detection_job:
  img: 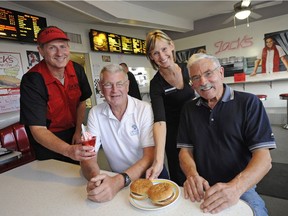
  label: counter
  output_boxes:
[0,111,19,129]
[224,70,288,85]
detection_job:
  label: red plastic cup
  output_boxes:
[82,136,96,152]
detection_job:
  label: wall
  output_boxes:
[174,14,288,59]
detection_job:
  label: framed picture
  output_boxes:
[26,50,40,68]
[102,55,111,62]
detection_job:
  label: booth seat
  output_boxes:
[0,123,35,173]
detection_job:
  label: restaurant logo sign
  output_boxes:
[214,35,253,55]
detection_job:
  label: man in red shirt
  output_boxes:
[20,26,95,164]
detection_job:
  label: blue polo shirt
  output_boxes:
[177,84,276,185]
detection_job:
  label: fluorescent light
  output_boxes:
[235,10,251,20]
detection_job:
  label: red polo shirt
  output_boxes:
[28,60,81,132]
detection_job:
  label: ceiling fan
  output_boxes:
[223,0,283,26]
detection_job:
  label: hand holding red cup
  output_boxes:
[81,135,96,152]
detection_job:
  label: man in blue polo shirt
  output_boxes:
[177,53,276,216]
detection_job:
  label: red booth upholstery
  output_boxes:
[0,123,35,173]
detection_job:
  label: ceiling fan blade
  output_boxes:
[253,0,283,10]
[250,11,262,19]
[241,0,251,7]
[223,15,234,25]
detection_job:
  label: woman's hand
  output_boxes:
[146,160,163,179]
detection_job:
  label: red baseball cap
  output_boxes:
[37,26,69,45]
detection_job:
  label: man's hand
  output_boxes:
[72,132,82,144]
[65,144,96,161]
[86,174,123,202]
[200,182,241,214]
[183,174,210,202]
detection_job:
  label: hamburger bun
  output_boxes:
[148,182,175,206]
[130,179,153,200]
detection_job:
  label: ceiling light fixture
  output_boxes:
[234,1,252,20]
[235,9,251,20]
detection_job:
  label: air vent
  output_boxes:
[65,32,82,44]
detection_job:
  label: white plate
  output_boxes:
[129,179,180,211]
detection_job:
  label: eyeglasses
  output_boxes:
[102,80,128,89]
[190,66,220,84]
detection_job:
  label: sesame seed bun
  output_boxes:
[130,179,153,200]
[147,183,175,206]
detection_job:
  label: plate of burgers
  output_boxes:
[129,178,180,210]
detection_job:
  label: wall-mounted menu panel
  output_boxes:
[0,7,47,43]
[108,33,122,53]
[89,29,146,55]
[121,35,133,54]
[89,30,109,52]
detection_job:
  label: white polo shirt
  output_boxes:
[87,96,154,173]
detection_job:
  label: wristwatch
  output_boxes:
[120,172,131,187]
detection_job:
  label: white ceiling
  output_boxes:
[9,0,288,39]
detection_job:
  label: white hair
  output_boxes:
[187,53,221,73]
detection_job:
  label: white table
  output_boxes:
[0,160,254,216]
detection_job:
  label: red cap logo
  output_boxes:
[37,27,69,44]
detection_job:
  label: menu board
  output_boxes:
[121,35,133,54]
[0,7,47,43]
[132,38,143,54]
[89,30,109,52]
[89,29,146,55]
[108,33,122,53]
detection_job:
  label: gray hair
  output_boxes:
[187,53,221,73]
[99,64,128,81]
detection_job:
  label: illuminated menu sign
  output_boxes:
[0,7,47,43]
[89,30,109,52]
[108,33,122,53]
[121,35,133,54]
[133,38,144,54]
[89,29,146,55]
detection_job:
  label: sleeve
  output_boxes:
[87,106,102,152]
[73,62,92,101]
[20,72,48,126]
[139,103,154,148]
[276,45,286,57]
[149,76,166,122]
[244,95,276,151]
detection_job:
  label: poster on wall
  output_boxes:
[0,52,23,113]
[176,45,206,64]
[26,50,40,69]
[0,88,20,114]
[0,52,24,88]
[264,29,288,71]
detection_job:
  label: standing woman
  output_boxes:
[145,30,195,186]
